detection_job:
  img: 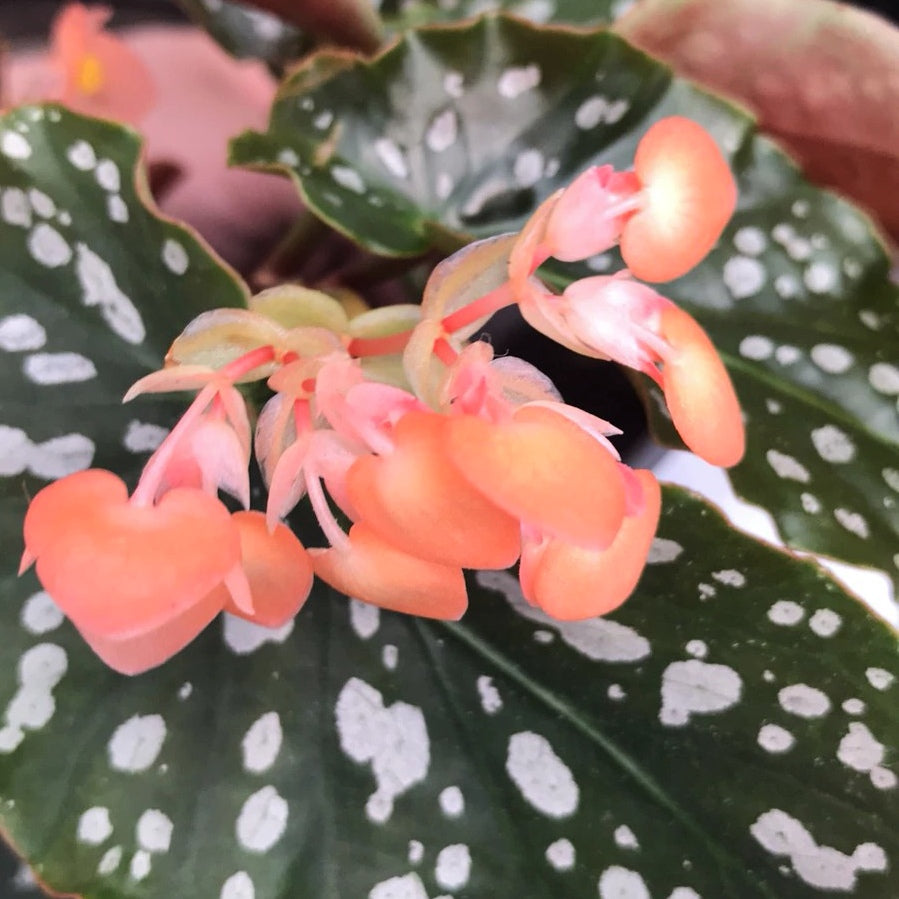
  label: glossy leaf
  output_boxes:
[230,14,899,592]
[174,0,310,70]
[0,102,246,887]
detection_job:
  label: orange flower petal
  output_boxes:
[53,3,156,123]
[446,405,626,548]
[24,470,240,637]
[309,523,467,619]
[521,469,661,620]
[621,116,737,282]
[659,304,745,467]
[222,511,314,628]
[78,585,224,676]
[346,411,521,569]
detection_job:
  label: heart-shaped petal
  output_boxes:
[309,523,467,620]
[520,469,661,620]
[659,303,745,467]
[346,411,521,569]
[222,511,314,628]
[621,116,737,282]
[23,470,241,638]
[446,404,627,548]
[78,587,225,676]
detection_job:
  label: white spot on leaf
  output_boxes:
[778,684,830,719]
[647,537,682,564]
[95,159,121,192]
[374,138,408,179]
[506,731,579,818]
[811,425,855,463]
[75,243,145,344]
[809,609,842,637]
[660,661,742,727]
[220,871,255,899]
[757,724,795,754]
[77,807,113,845]
[222,614,293,654]
[765,450,810,482]
[426,109,458,153]
[498,64,541,98]
[108,714,166,773]
[162,238,189,275]
[236,786,288,853]
[768,600,804,626]
[23,352,96,385]
[349,600,380,639]
[865,668,894,691]
[67,140,97,170]
[546,838,575,870]
[810,343,853,373]
[438,786,464,818]
[750,809,889,891]
[20,591,64,634]
[136,809,172,853]
[477,675,502,714]
[598,866,650,899]
[435,844,471,891]
[0,313,46,350]
[1,131,31,159]
[369,873,428,899]
[241,712,282,774]
[723,256,765,298]
[335,678,430,824]
[28,223,71,267]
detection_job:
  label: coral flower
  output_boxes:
[519,470,661,620]
[50,3,155,123]
[21,470,244,664]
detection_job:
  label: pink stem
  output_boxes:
[304,466,349,550]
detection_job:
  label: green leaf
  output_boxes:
[174,0,310,71]
[2,480,898,897]
[229,14,899,592]
[380,0,616,31]
[0,101,247,889]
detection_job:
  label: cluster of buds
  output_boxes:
[20,116,744,674]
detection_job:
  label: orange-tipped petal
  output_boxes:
[521,469,661,620]
[221,511,314,628]
[309,523,467,619]
[346,411,521,569]
[24,470,241,637]
[658,304,745,467]
[78,585,224,675]
[446,405,626,548]
[621,116,737,282]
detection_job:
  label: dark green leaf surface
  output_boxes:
[380,0,616,31]
[0,102,247,889]
[230,14,899,592]
[174,0,309,70]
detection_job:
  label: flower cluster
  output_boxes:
[20,116,743,674]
